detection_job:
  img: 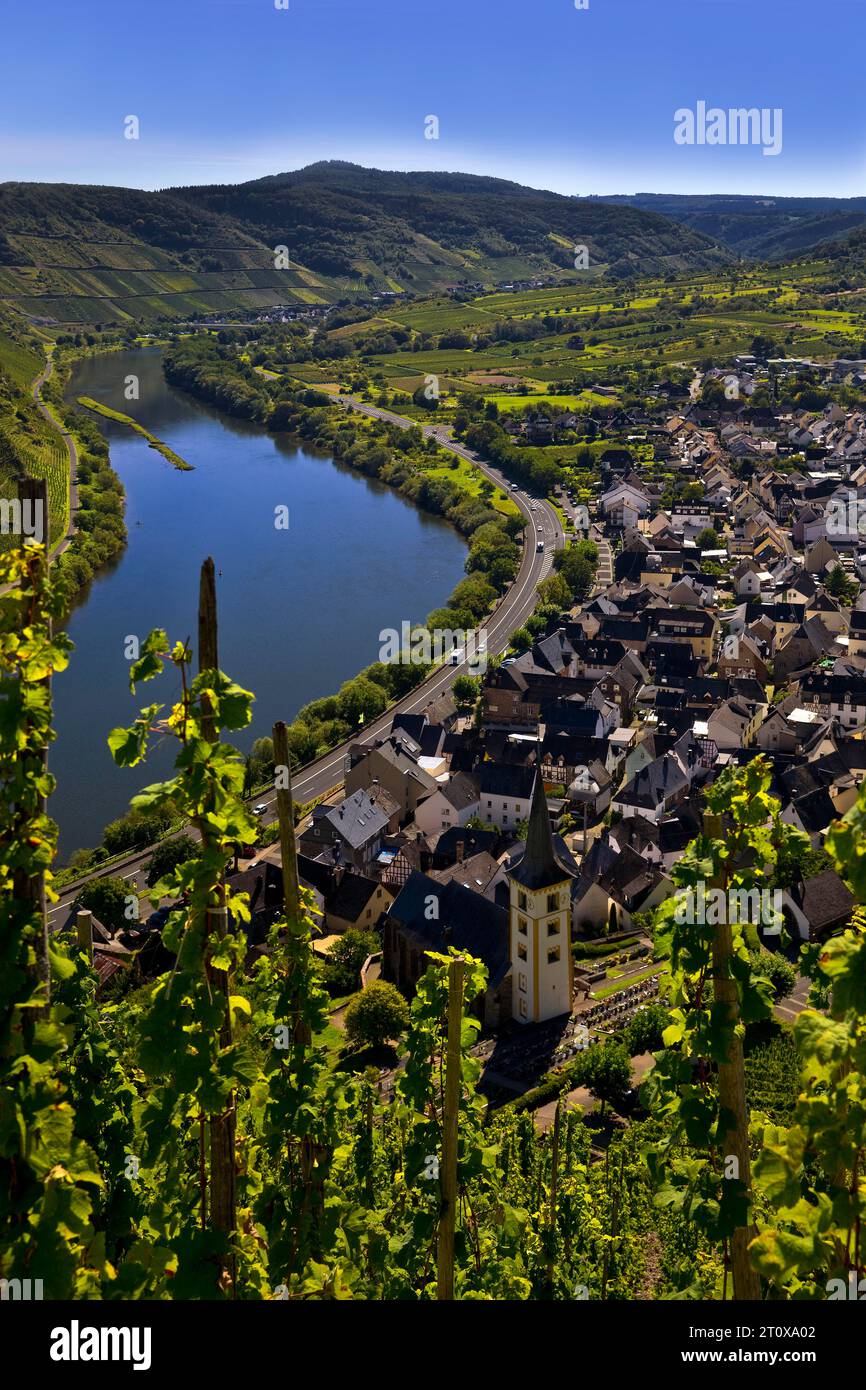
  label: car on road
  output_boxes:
[536,540,545,552]
[253,803,268,815]
[536,525,543,532]
[450,647,465,665]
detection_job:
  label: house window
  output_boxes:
[547,920,560,937]
[518,916,528,936]
[519,998,528,1019]
[547,893,559,913]
[518,892,527,911]
[517,942,527,961]
[547,946,560,964]
[515,803,521,814]
[518,972,527,993]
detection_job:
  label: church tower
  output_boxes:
[507,770,574,1024]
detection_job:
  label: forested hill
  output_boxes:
[599,192,866,261]
[0,164,733,327]
[170,161,734,288]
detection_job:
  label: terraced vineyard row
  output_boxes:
[0,410,69,549]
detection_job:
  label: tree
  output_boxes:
[623,1002,669,1055]
[508,626,533,652]
[553,540,597,599]
[248,735,275,784]
[749,948,796,1002]
[452,674,480,705]
[695,526,720,551]
[145,833,198,888]
[336,675,389,727]
[537,571,572,609]
[344,981,410,1050]
[323,929,380,996]
[826,565,857,603]
[77,876,132,932]
[579,1040,632,1117]
[449,574,497,619]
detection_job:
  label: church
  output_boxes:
[506,770,577,1024]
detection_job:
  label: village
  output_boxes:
[116,345,861,1119]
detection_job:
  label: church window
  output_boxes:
[547,946,561,964]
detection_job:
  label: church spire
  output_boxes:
[509,767,568,890]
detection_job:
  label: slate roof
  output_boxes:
[437,772,480,812]
[478,762,537,800]
[789,869,855,932]
[314,789,388,849]
[387,871,510,985]
[432,825,500,865]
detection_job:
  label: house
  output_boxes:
[599,480,651,526]
[298,789,389,872]
[482,664,540,729]
[573,836,670,935]
[477,762,537,832]
[431,825,501,868]
[596,652,650,717]
[731,559,772,599]
[755,699,831,755]
[798,673,866,730]
[345,733,438,821]
[297,856,394,935]
[717,632,771,685]
[431,850,508,905]
[612,754,690,823]
[646,608,718,663]
[565,759,613,821]
[781,870,855,941]
[706,698,765,751]
[413,772,480,838]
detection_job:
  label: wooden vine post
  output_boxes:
[546,1098,561,1291]
[16,474,51,998]
[437,952,464,1301]
[198,557,237,1279]
[75,908,93,966]
[271,719,309,1048]
[703,810,761,1301]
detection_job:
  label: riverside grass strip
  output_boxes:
[77,395,194,470]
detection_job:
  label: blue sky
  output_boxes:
[1,0,863,196]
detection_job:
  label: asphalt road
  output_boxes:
[48,399,565,926]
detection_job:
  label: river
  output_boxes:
[50,347,467,860]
